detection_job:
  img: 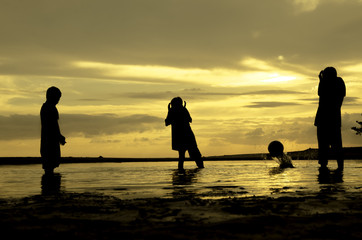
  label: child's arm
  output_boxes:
[165,104,172,126]
[165,118,171,126]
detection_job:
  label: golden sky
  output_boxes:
[0,0,361,157]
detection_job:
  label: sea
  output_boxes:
[0,160,361,199]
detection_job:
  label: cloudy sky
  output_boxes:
[0,0,361,158]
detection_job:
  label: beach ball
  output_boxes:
[268,140,284,157]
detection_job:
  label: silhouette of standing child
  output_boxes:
[165,97,204,170]
[40,87,66,175]
[314,67,345,171]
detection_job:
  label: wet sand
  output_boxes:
[1,190,361,240]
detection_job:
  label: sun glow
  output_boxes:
[261,75,296,83]
[73,60,301,87]
[342,63,362,73]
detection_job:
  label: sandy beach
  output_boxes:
[1,188,361,240]
[1,161,362,239]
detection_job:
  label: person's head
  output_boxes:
[268,140,284,157]
[46,86,62,105]
[322,67,337,79]
[170,97,183,109]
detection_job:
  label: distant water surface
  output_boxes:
[0,160,361,199]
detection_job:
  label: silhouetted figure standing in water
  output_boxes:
[315,67,345,171]
[40,87,66,175]
[165,97,204,170]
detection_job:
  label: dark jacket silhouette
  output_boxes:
[165,97,203,169]
[40,87,66,173]
[314,67,345,170]
[165,103,197,151]
[315,77,345,128]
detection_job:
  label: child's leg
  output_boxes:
[178,149,186,170]
[42,157,54,175]
[44,168,54,175]
[331,128,344,170]
[317,127,329,168]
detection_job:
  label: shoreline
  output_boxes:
[0,157,361,165]
[1,190,361,239]
[1,147,361,165]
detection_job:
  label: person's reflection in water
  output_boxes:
[41,173,62,195]
[318,167,343,184]
[269,166,286,175]
[171,169,200,199]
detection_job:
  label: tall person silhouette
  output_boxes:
[314,67,345,170]
[40,87,66,175]
[165,97,204,170]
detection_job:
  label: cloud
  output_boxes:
[343,97,361,105]
[72,59,307,87]
[7,97,43,106]
[293,0,321,12]
[61,114,164,137]
[212,116,316,146]
[212,113,362,147]
[244,102,301,108]
[298,96,361,106]
[0,114,40,140]
[125,89,307,100]
[0,113,164,140]
[243,90,306,95]
[1,0,362,72]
